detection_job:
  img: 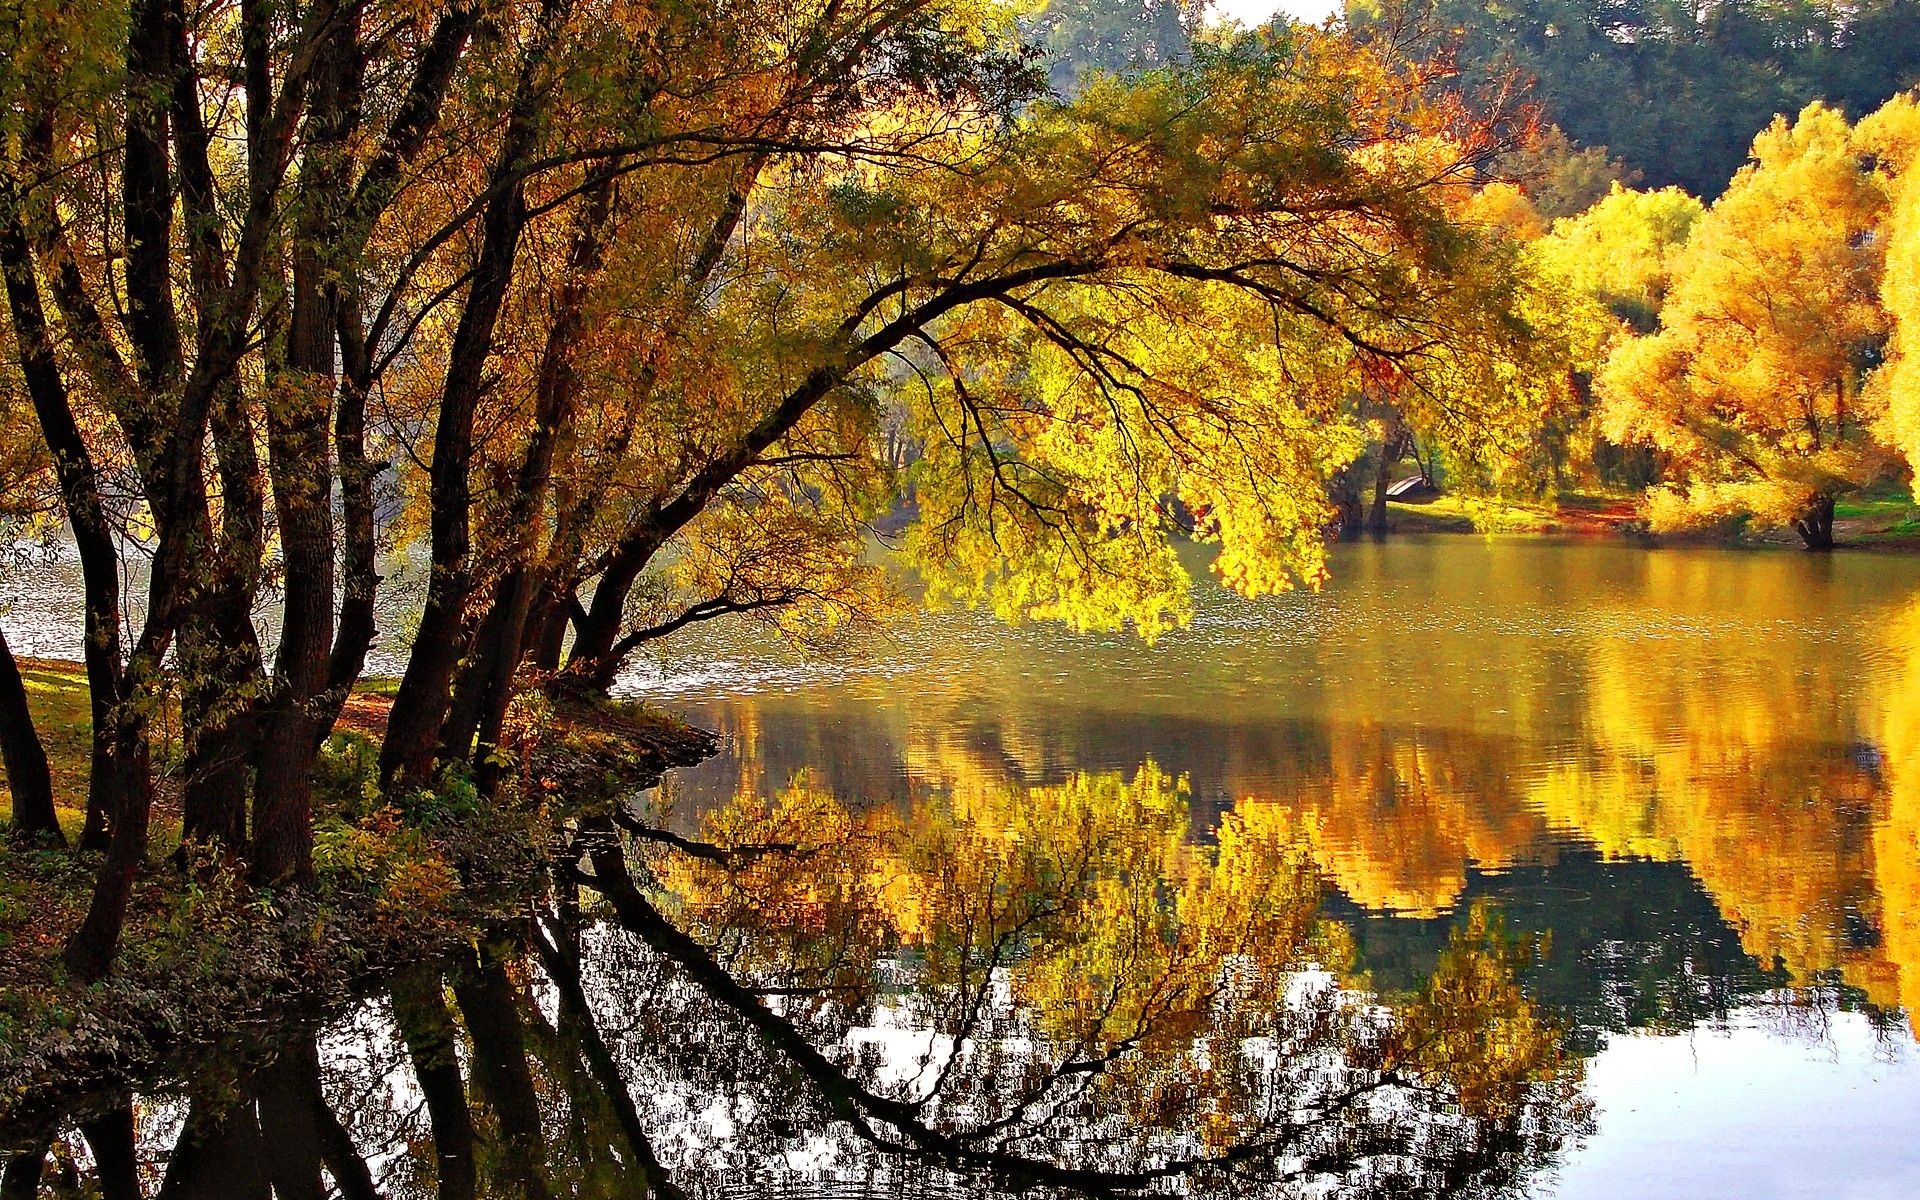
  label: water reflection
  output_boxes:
[4,776,1593,1197]
[653,541,1920,1038]
[10,539,1920,1195]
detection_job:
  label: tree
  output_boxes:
[1029,0,1201,95]
[580,767,1588,1193]
[0,0,1554,979]
[1531,183,1705,334]
[1499,125,1642,220]
[1327,180,1592,534]
[1869,93,1920,476]
[1595,102,1891,548]
[1521,181,1703,488]
[1352,0,1920,199]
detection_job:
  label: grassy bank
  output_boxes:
[1384,492,1646,537]
[0,661,94,843]
[0,662,714,1133]
[1384,483,1920,547]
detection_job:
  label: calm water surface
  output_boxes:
[629,537,1920,1198]
[7,536,1920,1198]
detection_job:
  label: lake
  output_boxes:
[632,535,1920,1198]
[8,535,1920,1197]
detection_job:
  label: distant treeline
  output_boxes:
[1354,0,1920,198]
[1037,0,1920,199]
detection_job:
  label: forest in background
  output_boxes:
[1038,0,1920,546]
[1040,0,1920,202]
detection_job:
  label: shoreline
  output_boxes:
[1381,496,1920,551]
[0,675,716,1139]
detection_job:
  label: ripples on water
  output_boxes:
[615,536,1920,1196]
[7,536,1920,1198]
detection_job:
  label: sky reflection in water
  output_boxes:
[8,536,1920,1197]
[627,536,1920,1197]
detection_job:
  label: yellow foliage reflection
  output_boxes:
[671,545,1920,1036]
[1871,596,1920,1032]
[638,763,1587,1178]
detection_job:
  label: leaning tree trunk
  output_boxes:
[0,176,132,853]
[0,626,62,845]
[1792,493,1837,551]
[451,945,555,1200]
[377,169,525,788]
[380,13,558,788]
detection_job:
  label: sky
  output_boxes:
[1211,0,1345,26]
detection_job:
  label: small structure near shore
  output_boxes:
[1386,475,1441,503]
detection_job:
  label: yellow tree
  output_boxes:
[1595,102,1890,549]
[1868,93,1920,476]
[607,767,1587,1191]
[1525,182,1702,488]
[1531,182,1704,334]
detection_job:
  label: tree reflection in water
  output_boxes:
[2,768,1592,1198]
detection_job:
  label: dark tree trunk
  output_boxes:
[177,376,267,854]
[381,7,564,789]
[79,1104,140,1200]
[253,1041,327,1200]
[251,3,362,887]
[391,969,478,1200]
[451,946,554,1200]
[1328,465,1365,541]
[176,599,262,853]
[0,627,61,845]
[326,301,380,719]
[547,173,761,694]
[532,918,686,1198]
[178,715,254,852]
[459,173,617,794]
[0,1142,46,1200]
[526,585,574,673]
[564,544,657,691]
[2,153,157,978]
[63,711,156,981]
[379,175,532,787]
[1366,437,1394,536]
[157,1091,272,1200]
[249,718,319,886]
[439,602,504,768]
[322,8,479,730]
[312,1087,381,1200]
[1792,493,1836,551]
[62,0,208,978]
[0,177,132,854]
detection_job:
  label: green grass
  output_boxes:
[0,659,95,843]
[0,663,407,846]
[1836,480,1917,520]
[1385,490,1641,535]
[1833,481,1920,544]
[354,675,403,698]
